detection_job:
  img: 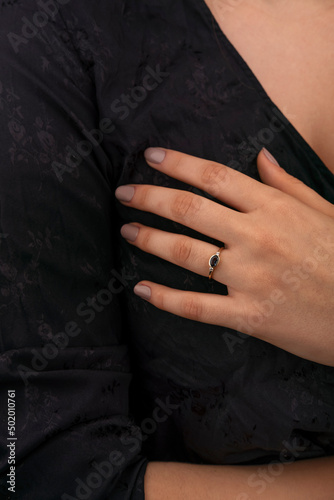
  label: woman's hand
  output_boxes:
[115,147,334,366]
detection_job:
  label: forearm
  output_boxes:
[144,456,334,500]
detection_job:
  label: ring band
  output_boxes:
[208,246,224,280]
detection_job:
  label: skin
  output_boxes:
[115,0,334,497]
[116,147,334,366]
[205,0,334,173]
[144,457,334,500]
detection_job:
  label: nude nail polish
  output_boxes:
[262,148,281,167]
[134,284,151,300]
[144,147,166,164]
[121,224,139,242]
[115,186,135,202]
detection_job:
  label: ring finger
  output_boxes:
[121,222,235,286]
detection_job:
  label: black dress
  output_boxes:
[0,1,333,498]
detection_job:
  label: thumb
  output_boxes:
[257,148,334,217]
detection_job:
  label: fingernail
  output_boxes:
[262,148,281,167]
[134,284,151,300]
[144,147,166,164]
[115,185,135,202]
[121,224,139,242]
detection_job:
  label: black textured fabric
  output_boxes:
[0,1,334,499]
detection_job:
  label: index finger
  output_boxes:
[144,147,273,212]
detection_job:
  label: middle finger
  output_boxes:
[115,184,243,243]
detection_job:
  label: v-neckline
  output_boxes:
[197,0,334,181]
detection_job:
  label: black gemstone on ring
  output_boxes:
[209,254,220,268]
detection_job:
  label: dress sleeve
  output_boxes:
[0,2,148,498]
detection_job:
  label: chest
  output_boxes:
[205,2,334,174]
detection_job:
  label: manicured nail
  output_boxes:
[115,185,135,202]
[144,147,166,164]
[134,284,151,300]
[121,224,139,242]
[262,148,281,167]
